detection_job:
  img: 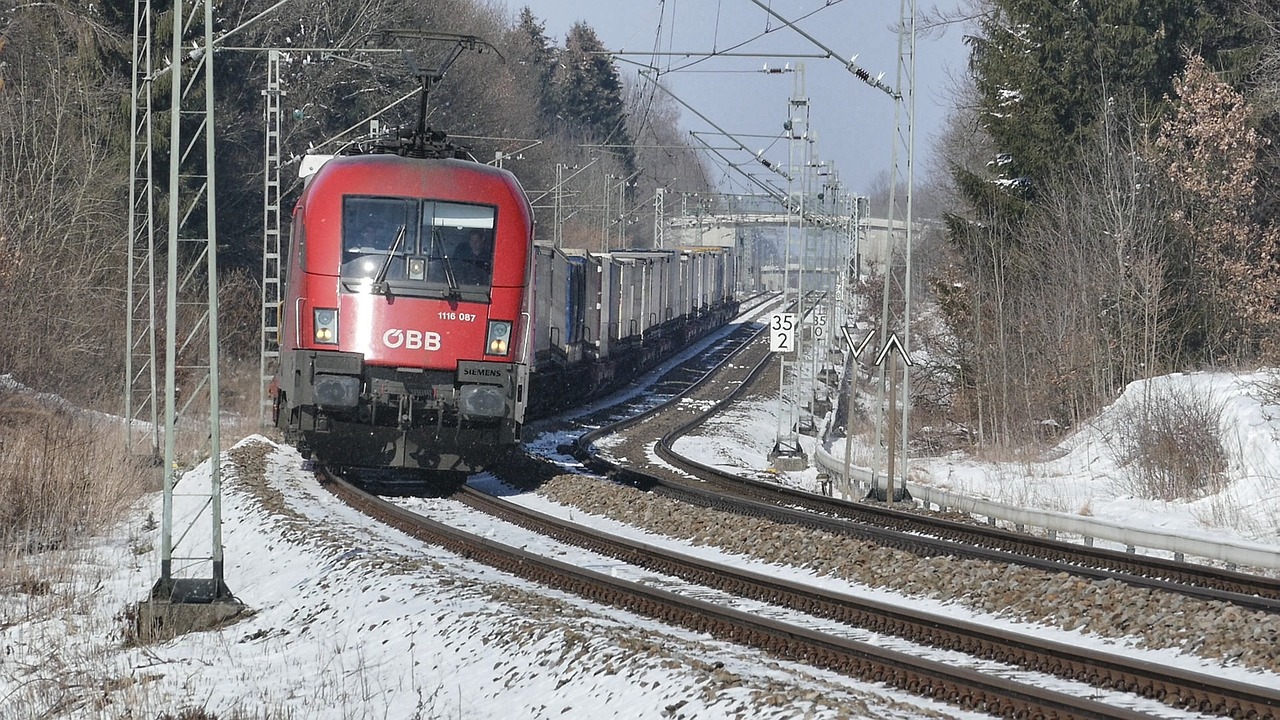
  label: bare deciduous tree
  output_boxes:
[0,7,130,406]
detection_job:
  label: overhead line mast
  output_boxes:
[130,0,315,636]
[132,0,245,637]
[730,0,917,499]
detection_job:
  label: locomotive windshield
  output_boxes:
[341,196,496,300]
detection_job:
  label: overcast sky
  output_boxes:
[513,0,971,195]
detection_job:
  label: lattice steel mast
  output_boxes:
[151,0,233,605]
[126,0,158,456]
[260,49,283,424]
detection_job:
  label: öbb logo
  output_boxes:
[382,328,442,351]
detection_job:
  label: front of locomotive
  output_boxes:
[275,154,532,473]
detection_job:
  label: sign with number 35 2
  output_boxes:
[769,313,796,353]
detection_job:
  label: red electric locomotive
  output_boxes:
[271,145,532,476]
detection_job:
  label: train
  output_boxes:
[270,134,738,478]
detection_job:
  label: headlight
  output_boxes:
[485,319,512,356]
[314,308,338,344]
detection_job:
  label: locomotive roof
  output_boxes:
[298,153,529,210]
[298,153,515,184]
[309,152,509,175]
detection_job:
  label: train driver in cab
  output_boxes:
[451,228,493,285]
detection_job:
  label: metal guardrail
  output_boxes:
[813,443,1280,572]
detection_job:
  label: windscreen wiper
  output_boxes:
[371,225,406,296]
[428,228,460,294]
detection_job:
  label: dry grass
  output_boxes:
[0,393,152,557]
[219,360,274,444]
[0,356,269,564]
[0,380,284,719]
[0,392,154,717]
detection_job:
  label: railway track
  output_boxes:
[454,483,1280,720]
[569,318,1280,613]
[322,467,1270,720]
[521,292,784,436]
[317,296,1279,718]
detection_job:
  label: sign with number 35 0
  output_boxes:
[769,313,796,353]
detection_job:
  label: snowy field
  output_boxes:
[911,371,1280,550]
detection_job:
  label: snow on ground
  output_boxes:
[674,368,1280,553]
[0,436,975,720]
[909,371,1280,550]
[5,337,1280,717]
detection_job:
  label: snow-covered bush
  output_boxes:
[1106,383,1228,501]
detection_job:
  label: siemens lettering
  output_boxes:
[382,328,442,351]
[463,368,504,377]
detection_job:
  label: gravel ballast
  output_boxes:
[536,473,1280,674]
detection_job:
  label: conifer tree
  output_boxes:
[965,0,1244,205]
[553,22,637,176]
[940,0,1264,441]
[511,7,559,126]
